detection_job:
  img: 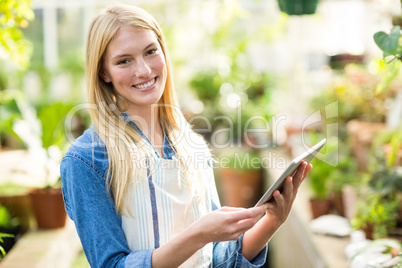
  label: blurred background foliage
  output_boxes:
[0,0,401,245]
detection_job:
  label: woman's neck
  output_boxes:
[127,105,164,154]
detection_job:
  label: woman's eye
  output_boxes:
[146,49,157,55]
[117,59,129,65]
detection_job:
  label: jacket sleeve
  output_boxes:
[207,165,268,267]
[61,155,153,268]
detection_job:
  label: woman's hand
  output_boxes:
[190,205,267,246]
[152,205,266,268]
[264,161,313,227]
[241,161,313,261]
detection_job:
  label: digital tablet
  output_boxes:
[255,138,327,207]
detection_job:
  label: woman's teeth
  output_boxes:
[134,78,155,89]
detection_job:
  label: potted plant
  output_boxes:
[352,193,400,240]
[352,133,402,240]
[0,205,22,255]
[327,151,359,217]
[307,157,333,219]
[218,148,264,208]
[277,0,320,15]
[0,183,32,234]
[7,90,72,229]
[373,25,402,128]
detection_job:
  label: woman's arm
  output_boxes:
[151,206,266,268]
[241,161,313,261]
[61,156,139,268]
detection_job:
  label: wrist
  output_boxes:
[187,222,208,249]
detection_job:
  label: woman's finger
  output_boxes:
[272,189,284,207]
[228,206,265,222]
[220,207,247,212]
[282,176,293,199]
[293,161,307,187]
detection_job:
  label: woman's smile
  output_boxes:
[132,77,157,91]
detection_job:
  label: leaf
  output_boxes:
[38,102,73,149]
[374,26,400,54]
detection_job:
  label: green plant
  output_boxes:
[0,233,13,257]
[374,26,402,64]
[310,64,395,124]
[308,158,332,200]
[351,129,402,239]
[0,89,23,147]
[277,0,320,15]
[186,1,276,146]
[0,205,19,229]
[368,129,402,194]
[0,0,34,69]
[0,205,19,257]
[352,193,400,239]
[2,89,73,187]
[306,134,341,200]
[373,24,402,94]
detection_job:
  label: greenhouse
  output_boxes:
[0,0,401,267]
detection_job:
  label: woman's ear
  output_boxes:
[100,68,112,83]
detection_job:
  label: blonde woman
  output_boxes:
[60,5,312,268]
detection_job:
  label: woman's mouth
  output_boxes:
[133,77,156,90]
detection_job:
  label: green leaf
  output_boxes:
[38,102,73,149]
[374,26,400,54]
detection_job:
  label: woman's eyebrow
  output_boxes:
[111,42,158,60]
[143,42,157,51]
[112,54,131,60]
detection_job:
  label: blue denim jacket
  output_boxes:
[60,115,267,267]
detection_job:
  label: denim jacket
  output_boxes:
[60,114,267,267]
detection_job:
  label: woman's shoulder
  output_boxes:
[62,125,109,175]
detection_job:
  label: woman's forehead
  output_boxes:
[106,27,159,55]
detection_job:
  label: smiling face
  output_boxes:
[101,27,167,115]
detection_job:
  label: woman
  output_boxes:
[61,5,312,268]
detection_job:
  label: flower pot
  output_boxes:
[331,191,345,217]
[277,0,319,15]
[309,198,331,219]
[362,223,374,240]
[219,169,263,208]
[29,188,66,229]
[0,193,33,234]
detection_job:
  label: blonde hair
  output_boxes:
[86,5,206,214]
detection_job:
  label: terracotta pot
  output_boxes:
[0,194,33,234]
[29,188,67,229]
[362,223,374,240]
[219,169,263,208]
[331,191,345,217]
[309,198,332,219]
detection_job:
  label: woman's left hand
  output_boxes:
[241,161,313,261]
[263,161,312,228]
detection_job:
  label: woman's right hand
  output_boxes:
[152,205,266,268]
[191,205,267,245]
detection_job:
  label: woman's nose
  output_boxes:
[134,58,151,78]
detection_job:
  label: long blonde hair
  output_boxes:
[86,5,206,214]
